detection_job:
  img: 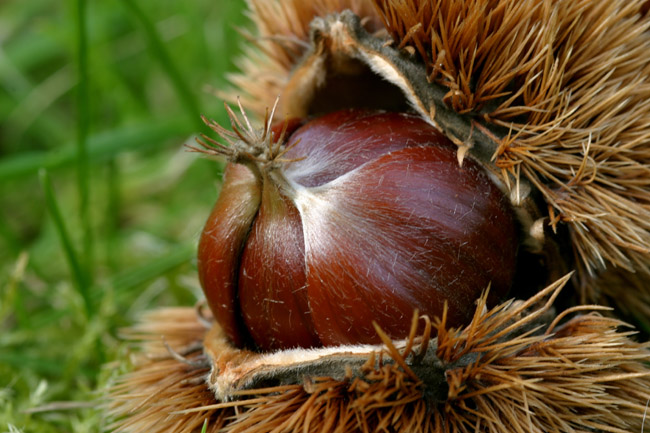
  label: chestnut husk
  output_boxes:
[108,278,650,433]
[106,0,650,432]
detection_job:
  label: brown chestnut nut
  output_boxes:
[197,108,518,350]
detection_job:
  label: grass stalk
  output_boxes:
[39,169,93,317]
[119,0,204,129]
[0,119,189,180]
[105,159,121,273]
[28,243,196,330]
[74,0,94,284]
[109,242,195,301]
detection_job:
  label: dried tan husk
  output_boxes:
[225,0,650,314]
[225,0,384,117]
[107,278,650,432]
[106,1,650,431]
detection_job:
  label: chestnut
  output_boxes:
[197,108,518,351]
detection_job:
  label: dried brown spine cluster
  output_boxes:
[108,278,650,432]
[107,1,650,431]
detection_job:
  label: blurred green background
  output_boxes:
[0,0,247,430]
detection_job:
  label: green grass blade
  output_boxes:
[39,169,93,317]
[109,242,195,301]
[0,352,71,376]
[74,0,93,284]
[0,119,190,180]
[119,0,203,128]
[1,252,28,322]
[105,159,121,273]
[28,244,196,330]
